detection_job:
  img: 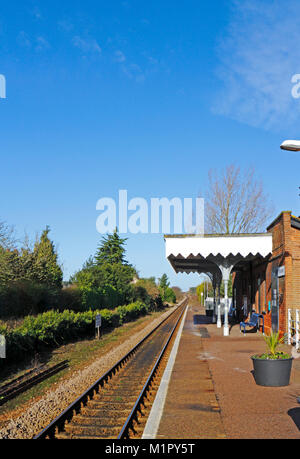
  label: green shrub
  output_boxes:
[80,285,123,311]
[59,285,125,313]
[59,286,83,312]
[0,280,60,318]
[161,286,176,304]
[0,299,167,367]
[117,301,147,324]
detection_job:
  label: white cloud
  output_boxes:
[114,50,126,63]
[212,0,300,133]
[72,36,102,54]
[121,62,145,83]
[35,36,50,52]
[31,6,42,20]
[17,32,50,52]
[17,31,31,48]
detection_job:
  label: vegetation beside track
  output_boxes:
[0,298,166,367]
[0,306,174,431]
[0,228,182,368]
[0,225,182,431]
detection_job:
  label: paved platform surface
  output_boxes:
[156,304,300,439]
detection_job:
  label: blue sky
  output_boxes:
[0,0,300,290]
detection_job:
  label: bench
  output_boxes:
[240,313,260,335]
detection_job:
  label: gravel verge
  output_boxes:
[0,306,176,439]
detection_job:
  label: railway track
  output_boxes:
[34,299,188,439]
[0,360,69,406]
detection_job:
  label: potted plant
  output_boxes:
[251,331,293,387]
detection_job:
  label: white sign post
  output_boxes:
[0,334,6,358]
[95,314,102,340]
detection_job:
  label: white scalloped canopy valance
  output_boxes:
[165,233,272,260]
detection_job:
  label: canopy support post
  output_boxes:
[216,259,237,336]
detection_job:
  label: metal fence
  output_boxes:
[288,309,300,350]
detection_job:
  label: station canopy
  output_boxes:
[165,233,273,278]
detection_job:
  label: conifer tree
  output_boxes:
[95,228,129,266]
[32,226,63,288]
[159,273,170,290]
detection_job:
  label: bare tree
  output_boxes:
[0,219,16,249]
[205,165,273,234]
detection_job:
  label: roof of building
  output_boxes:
[267,210,292,231]
[164,232,269,239]
[291,215,300,230]
[165,233,272,261]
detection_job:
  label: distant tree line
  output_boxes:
[0,222,178,319]
[68,230,177,311]
[0,223,63,317]
[195,276,233,305]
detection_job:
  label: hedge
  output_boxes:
[0,298,166,366]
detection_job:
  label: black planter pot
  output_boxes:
[251,357,293,387]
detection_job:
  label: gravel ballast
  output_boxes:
[0,307,175,439]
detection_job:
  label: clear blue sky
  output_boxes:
[1,0,300,290]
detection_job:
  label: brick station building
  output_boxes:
[165,211,300,337]
[233,211,300,336]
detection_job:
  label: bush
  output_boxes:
[0,282,130,319]
[117,301,147,324]
[59,286,83,312]
[161,286,176,304]
[80,285,123,311]
[59,285,126,313]
[0,299,167,367]
[171,287,184,302]
[0,280,61,318]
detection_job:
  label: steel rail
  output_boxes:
[0,360,69,406]
[0,365,46,393]
[34,298,187,439]
[117,304,186,439]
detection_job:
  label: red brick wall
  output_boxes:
[265,212,300,335]
[290,225,300,309]
[232,211,300,336]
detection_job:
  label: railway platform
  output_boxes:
[151,303,300,439]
